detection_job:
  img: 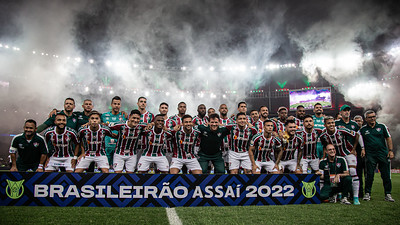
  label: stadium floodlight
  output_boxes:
[85,86,89,92]
[5,45,9,49]
[41,53,45,56]
[0,43,2,47]
[222,94,226,98]
[250,66,257,70]
[105,60,112,67]
[166,92,170,96]
[110,90,114,94]
[149,65,153,69]
[99,87,103,92]
[221,67,226,71]
[75,57,81,63]
[209,66,215,71]
[181,66,186,71]
[32,51,36,54]
[133,64,138,68]
[180,92,184,97]
[45,53,48,56]
[145,91,149,96]
[198,67,203,71]
[88,59,94,64]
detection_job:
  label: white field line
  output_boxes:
[166,207,183,225]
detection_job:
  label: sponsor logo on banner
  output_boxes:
[301,181,316,198]
[6,179,25,199]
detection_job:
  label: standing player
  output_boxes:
[37,98,78,132]
[275,120,303,174]
[76,99,94,128]
[219,104,234,172]
[9,119,48,172]
[360,110,395,202]
[193,104,208,125]
[275,106,289,132]
[319,116,361,205]
[254,106,277,133]
[228,112,258,174]
[109,110,146,173]
[137,115,172,174]
[73,111,116,173]
[249,120,282,174]
[336,105,366,198]
[232,102,252,124]
[43,114,78,172]
[219,104,233,125]
[313,103,325,159]
[208,108,215,117]
[169,115,202,174]
[354,115,364,128]
[167,102,186,128]
[297,115,323,173]
[137,96,154,124]
[101,96,127,168]
[294,105,306,130]
[250,110,259,124]
[159,102,169,121]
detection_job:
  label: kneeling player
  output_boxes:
[317,144,352,205]
[275,120,303,174]
[44,114,78,172]
[249,120,282,174]
[73,111,116,173]
[110,110,146,173]
[137,114,172,174]
[170,115,202,174]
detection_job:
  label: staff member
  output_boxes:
[360,110,395,202]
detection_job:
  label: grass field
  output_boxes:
[0,174,398,225]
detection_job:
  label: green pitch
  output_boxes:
[1,174,398,225]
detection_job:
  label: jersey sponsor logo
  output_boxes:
[365,130,370,135]
[6,179,25,199]
[19,144,24,149]
[33,142,39,148]
[301,181,316,198]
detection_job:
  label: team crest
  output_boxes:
[6,179,25,199]
[217,133,222,137]
[73,118,77,123]
[336,163,341,168]
[33,142,39,147]
[351,125,355,129]
[301,181,316,198]
[376,128,381,132]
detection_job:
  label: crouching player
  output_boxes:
[72,111,117,173]
[249,120,282,174]
[137,114,172,174]
[44,113,78,172]
[275,120,304,174]
[110,110,146,173]
[317,144,352,205]
[169,115,202,174]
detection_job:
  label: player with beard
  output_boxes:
[101,96,127,169]
[336,105,366,198]
[76,99,94,128]
[250,110,259,124]
[109,110,147,173]
[297,115,323,173]
[43,114,78,172]
[169,115,202,174]
[275,120,304,174]
[193,104,208,125]
[9,119,48,172]
[159,102,169,121]
[254,106,277,133]
[73,111,116,173]
[320,116,361,205]
[228,113,258,174]
[275,106,288,132]
[249,120,282,174]
[137,114,173,174]
[167,102,186,128]
[37,98,78,133]
[294,105,306,130]
[313,103,325,159]
[219,104,234,172]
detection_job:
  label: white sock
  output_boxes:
[350,167,359,198]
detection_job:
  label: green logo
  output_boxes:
[6,179,25,199]
[301,181,316,198]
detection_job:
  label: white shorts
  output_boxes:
[46,157,73,171]
[76,156,109,169]
[300,158,320,173]
[279,159,297,172]
[170,158,202,171]
[229,151,252,170]
[137,156,169,172]
[113,154,137,172]
[255,161,278,173]
[345,154,357,167]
